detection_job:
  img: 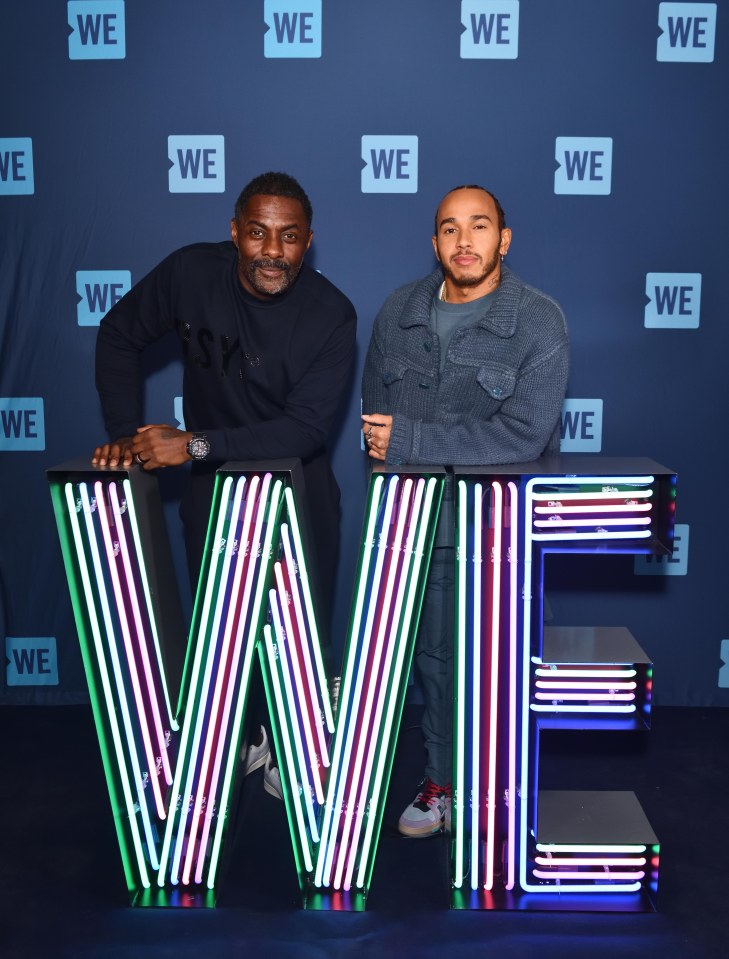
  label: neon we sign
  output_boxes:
[48,456,675,911]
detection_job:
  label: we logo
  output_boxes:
[67,1,126,60]
[657,2,716,62]
[645,273,701,329]
[361,136,418,194]
[460,0,520,59]
[50,458,673,911]
[264,0,322,57]
[168,136,225,193]
[554,137,613,195]
[0,138,34,195]
[76,271,131,326]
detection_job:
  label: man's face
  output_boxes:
[231,194,313,298]
[432,188,511,297]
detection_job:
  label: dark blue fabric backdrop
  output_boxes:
[1,1,726,706]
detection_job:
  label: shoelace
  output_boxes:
[416,779,452,807]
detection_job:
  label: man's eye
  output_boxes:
[283,233,298,241]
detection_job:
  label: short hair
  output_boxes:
[234,171,313,227]
[434,184,506,234]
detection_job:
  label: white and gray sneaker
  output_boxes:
[398,779,452,838]
[242,725,270,775]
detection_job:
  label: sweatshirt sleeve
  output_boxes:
[95,253,179,440]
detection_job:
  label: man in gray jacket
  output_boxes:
[361,184,569,837]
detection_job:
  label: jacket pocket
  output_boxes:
[476,363,516,402]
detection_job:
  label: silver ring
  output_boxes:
[135,453,147,465]
[367,426,373,438]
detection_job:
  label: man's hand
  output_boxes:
[361,414,392,462]
[132,424,193,470]
[92,436,135,468]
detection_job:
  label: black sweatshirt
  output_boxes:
[95,242,356,608]
[96,241,356,464]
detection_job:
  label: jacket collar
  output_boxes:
[398,266,520,339]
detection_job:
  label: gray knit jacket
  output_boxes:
[361,266,569,466]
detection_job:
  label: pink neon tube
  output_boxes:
[343,478,425,891]
[281,524,329,771]
[334,478,414,890]
[320,476,399,887]
[506,481,518,891]
[108,483,173,786]
[95,482,166,819]
[194,476,262,884]
[484,482,503,891]
[184,478,253,884]
[274,558,323,804]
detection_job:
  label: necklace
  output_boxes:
[440,281,447,302]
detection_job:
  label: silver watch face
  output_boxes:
[188,435,210,460]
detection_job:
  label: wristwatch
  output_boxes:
[186,432,211,461]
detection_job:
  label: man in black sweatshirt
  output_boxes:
[92,172,357,791]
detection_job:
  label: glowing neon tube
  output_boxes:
[283,487,334,734]
[533,503,652,513]
[333,478,414,890]
[344,478,425,891]
[484,482,503,891]
[534,692,635,701]
[314,475,386,889]
[532,870,645,881]
[184,477,258,885]
[319,475,400,888]
[532,530,652,541]
[506,480,518,891]
[530,704,636,713]
[64,483,151,888]
[270,568,320,841]
[535,857,646,866]
[534,667,637,678]
[280,523,329,772]
[535,681,637,690]
[453,480,468,888]
[194,476,263,883]
[355,475,440,891]
[470,482,482,891]
[273,556,323,806]
[95,483,167,820]
[267,599,315,869]
[122,479,178,732]
[79,483,160,869]
[207,476,283,888]
[172,476,249,884]
[108,482,173,787]
[157,475,236,886]
[536,844,647,853]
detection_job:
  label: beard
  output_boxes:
[441,247,501,290]
[241,257,302,297]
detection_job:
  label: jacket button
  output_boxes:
[493,387,503,397]
[423,342,431,352]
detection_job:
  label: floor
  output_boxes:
[1,704,727,959]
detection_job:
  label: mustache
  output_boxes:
[251,258,290,272]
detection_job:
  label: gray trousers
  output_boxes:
[414,546,455,787]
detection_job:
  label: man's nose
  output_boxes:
[262,233,284,257]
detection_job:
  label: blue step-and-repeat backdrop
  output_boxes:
[1,1,726,706]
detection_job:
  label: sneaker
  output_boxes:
[263,755,283,800]
[398,779,452,838]
[242,725,270,776]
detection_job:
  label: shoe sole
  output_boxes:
[398,822,446,838]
